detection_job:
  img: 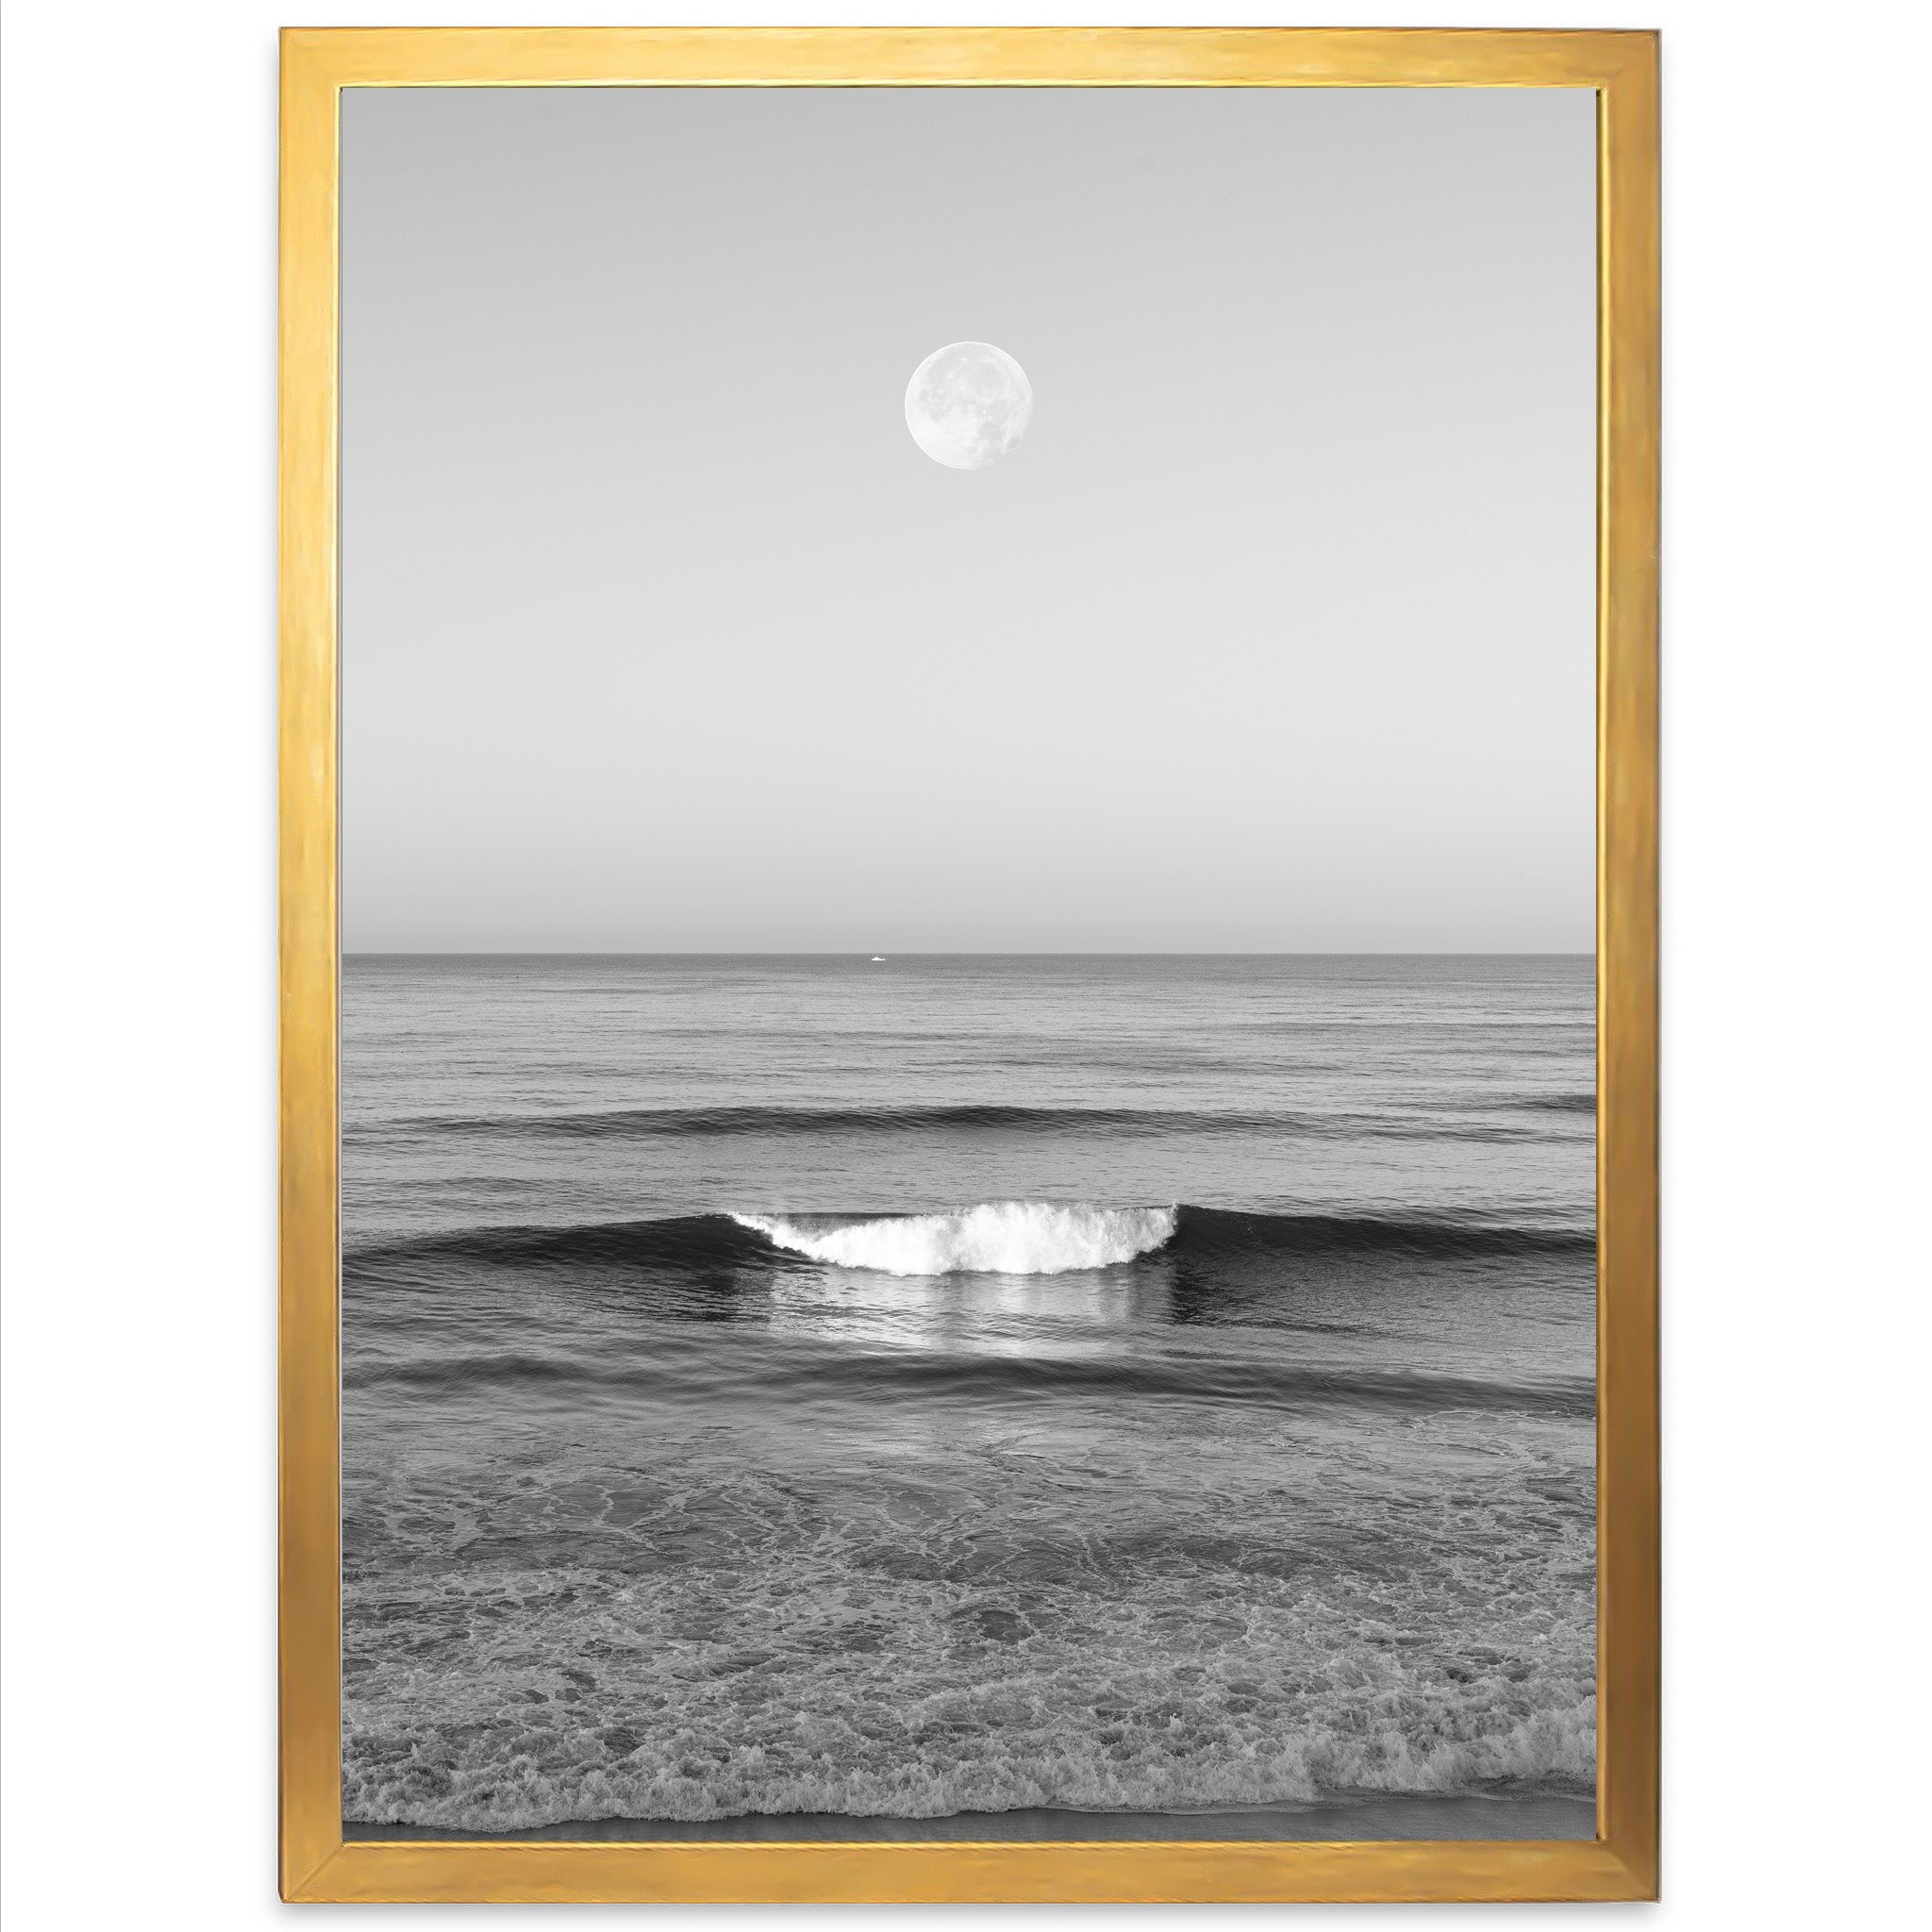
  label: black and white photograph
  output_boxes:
[21,3,1932,1923]
[337,82,1599,1846]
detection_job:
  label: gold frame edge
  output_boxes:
[277,25,1659,1905]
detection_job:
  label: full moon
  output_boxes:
[904,341,1033,471]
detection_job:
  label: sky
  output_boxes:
[341,85,1596,952]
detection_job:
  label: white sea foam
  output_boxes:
[346,1695,1597,1831]
[735,1203,1178,1277]
[342,1406,1598,1834]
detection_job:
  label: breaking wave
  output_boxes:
[345,1205,1596,1279]
[735,1203,1178,1277]
[343,1678,1596,1832]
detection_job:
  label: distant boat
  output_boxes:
[870,956,886,962]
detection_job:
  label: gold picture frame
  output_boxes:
[280,25,1657,1904]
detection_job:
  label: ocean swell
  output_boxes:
[351,1101,1582,1144]
[735,1203,1178,1277]
[343,1347,1594,1419]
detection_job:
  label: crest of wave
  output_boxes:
[735,1202,1177,1277]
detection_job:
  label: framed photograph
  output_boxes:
[279,26,1657,1904]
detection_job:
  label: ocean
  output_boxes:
[340,953,1597,1840]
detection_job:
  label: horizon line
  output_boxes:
[341,947,1597,959]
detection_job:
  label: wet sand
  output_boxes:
[350,1792,1594,1844]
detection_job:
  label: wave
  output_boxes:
[342,1684,1595,1832]
[736,1203,1177,1277]
[349,1102,1581,1145]
[347,1213,776,1275]
[374,1104,1227,1140]
[1171,1206,1594,1262]
[344,1343,1594,1419]
[347,1204,1595,1280]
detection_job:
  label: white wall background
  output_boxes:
[3,1,1926,1924]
